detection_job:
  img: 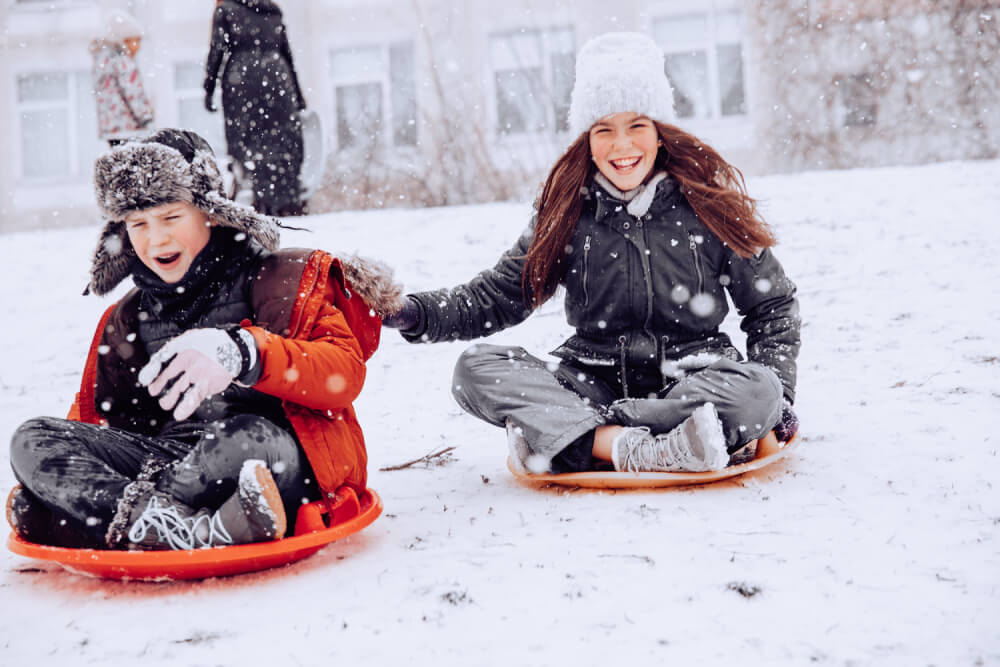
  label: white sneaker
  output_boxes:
[612,403,729,472]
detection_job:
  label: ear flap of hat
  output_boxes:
[88,221,136,296]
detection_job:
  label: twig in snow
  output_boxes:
[597,553,656,566]
[379,446,456,471]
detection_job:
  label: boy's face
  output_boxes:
[124,201,212,284]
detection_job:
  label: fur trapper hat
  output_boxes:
[567,32,676,137]
[88,128,281,296]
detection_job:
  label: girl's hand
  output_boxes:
[382,296,421,331]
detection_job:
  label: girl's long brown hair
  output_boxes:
[524,120,775,308]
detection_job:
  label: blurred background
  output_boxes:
[1,0,997,233]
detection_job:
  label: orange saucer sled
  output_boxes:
[508,433,800,489]
[7,487,381,582]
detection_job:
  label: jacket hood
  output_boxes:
[338,254,406,319]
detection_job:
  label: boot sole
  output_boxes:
[239,461,287,541]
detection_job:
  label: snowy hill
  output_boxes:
[1,160,997,666]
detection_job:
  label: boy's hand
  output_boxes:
[138,328,257,421]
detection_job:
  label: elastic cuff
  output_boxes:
[225,325,258,382]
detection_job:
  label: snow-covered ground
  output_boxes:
[1,160,997,666]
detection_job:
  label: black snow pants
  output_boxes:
[9,414,312,548]
[451,343,783,474]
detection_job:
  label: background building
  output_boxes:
[1,0,997,232]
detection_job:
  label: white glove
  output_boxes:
[138,327,257,421]
[660,352,721,381]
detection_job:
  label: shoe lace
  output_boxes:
[619,427,699,472]
[619,427,655,473]
[189,511,234,548]
[128,496,198,550]
[653,431,698,469]
[128,496,235,550]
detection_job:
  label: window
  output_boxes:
[489,27,575,136]
[838,73,878,127]
[15,71,101,181]
[174,62,226,155]
[653,10,747,120]
[328,42,417,151]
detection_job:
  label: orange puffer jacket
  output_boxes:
[67,249,383,502]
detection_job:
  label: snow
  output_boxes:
[1,159,998,665]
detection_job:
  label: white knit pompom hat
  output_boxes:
[567,32,676,137]
[104,9,144,43]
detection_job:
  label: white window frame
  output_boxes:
[327,40,417,153]
[487,26,575,139]
[13,69,93,184]
[651,4,749,123]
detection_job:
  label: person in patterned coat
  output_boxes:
[89,9,155,147]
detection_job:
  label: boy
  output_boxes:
[7,129,401,550]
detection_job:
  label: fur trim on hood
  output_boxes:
[88,128,281,296]
[339,254,406,318]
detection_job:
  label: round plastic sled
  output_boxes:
[507,432,800,489]
[7,486,381,582]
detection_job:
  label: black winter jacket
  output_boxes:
[203,0,304,213]
[404,178,801,403]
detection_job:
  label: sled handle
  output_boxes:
[293,488,362,534]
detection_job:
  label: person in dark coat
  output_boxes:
[383,33,801,476]
[203,0,307,217]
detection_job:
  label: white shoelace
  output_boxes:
[618,426,704,472]
[128,496,234,550]
[128,496,198,550]
[189,511,234,548]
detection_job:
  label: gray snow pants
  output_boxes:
[451,343,783,473]
[9,414,311,547]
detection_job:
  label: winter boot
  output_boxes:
[108,460,287,550]
[612,403,730,473]
[6,484,98,548]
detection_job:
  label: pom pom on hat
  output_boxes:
[567,32,676,137]
[104,9,144,43]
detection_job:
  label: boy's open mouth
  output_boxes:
[155,252,181,266]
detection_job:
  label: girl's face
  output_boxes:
[125,201,212,283]
[588,112,660,191]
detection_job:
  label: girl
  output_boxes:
[383,33,800,475]
[7,129,400,550]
